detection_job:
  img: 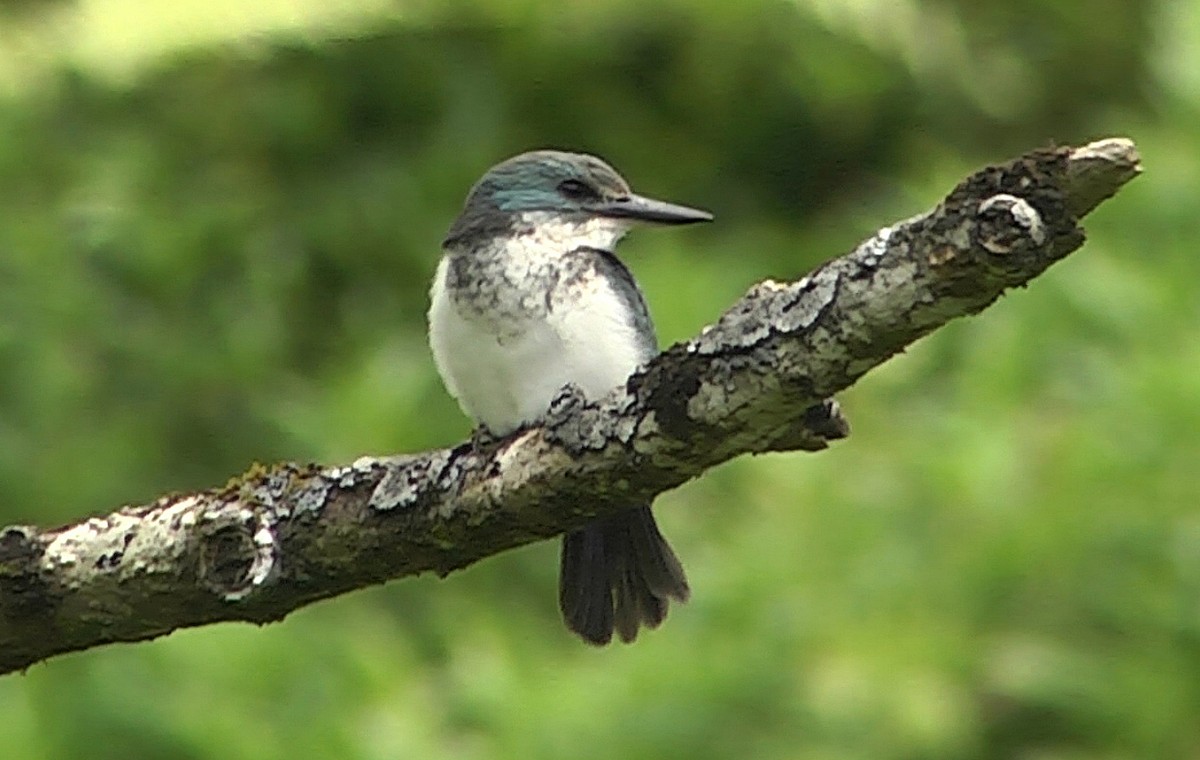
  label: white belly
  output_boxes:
[428,256,647,436]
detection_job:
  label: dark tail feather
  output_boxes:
[559,525,613,645]
[559,506,689,646]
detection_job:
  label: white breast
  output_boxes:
[428,239,648,436]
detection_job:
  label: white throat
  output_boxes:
[514,211,632,252]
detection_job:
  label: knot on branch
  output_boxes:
[198,507,276,601]
[0,526,40,566]
[975,193,1047,255]
[0,526,53,625]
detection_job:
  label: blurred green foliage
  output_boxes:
[0,0,1196,758]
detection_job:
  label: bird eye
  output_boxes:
[557,179,597,200]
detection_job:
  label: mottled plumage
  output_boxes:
[429,150,711,644]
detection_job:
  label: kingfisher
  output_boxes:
[428,150,713,644]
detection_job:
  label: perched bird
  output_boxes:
[428,150,712,644]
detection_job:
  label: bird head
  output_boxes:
[444,150,712,249]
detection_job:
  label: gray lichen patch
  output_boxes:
[854,224,895,268]
[44,504,186,584]
[292,476,335,516]
[369,452,452,512]
[685,361,759,427]
[777,270,838,334]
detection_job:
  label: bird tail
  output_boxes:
[559,506,690,645]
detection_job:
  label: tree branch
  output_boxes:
[0,138,1141,675]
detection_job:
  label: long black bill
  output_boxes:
[590,194,713,225]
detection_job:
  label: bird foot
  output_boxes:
[545,383,589,425]
[467,425,505,457]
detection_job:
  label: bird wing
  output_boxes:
[572,246,658,362]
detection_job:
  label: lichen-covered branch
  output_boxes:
[0,138,1141,675]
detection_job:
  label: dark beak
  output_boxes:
[590,194,713,225]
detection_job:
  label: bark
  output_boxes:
[0,138,1141,675]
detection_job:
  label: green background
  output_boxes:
[0,0,1197,758]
